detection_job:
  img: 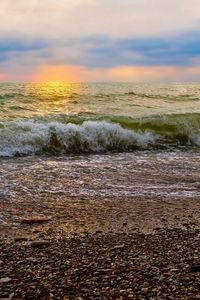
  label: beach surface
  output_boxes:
[0,153,200,299]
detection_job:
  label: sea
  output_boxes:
[0,82,200,208]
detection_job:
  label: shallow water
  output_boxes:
[0,151,199,202]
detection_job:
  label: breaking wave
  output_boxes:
[0,113,199,157]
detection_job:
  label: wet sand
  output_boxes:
[1,193,200,240]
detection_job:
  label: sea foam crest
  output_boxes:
[0,120,157,157]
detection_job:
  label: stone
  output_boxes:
[20,217,51,224]
[29,240,50,247]
[190,264,200,272]
[0,277,12,283]
[14,237,28,242]
[9,293,15,299]
[27,269,36,277]
[98,268,111,273]
[113,244,125,250]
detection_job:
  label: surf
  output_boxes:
[0,112,199,157]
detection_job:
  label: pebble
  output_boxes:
[20,217,51,224]
[9,293,15,299]
[141,287,149,293]
[14,237,28,242]
[26,268,36,277]
[0,277,12,283]
[119,289,127,294]
[29,240,50,247]
[113,244,125,250]
[98,268,111,273]
[190,264,200,272]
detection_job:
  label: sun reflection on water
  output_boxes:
[33,81,74,100]
[21,81,83,117]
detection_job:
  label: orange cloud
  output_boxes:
[105,66,178,81]
[0,71,5,81]
[80,65,200,82]
[2,63,200,83]
[31,65,82,83]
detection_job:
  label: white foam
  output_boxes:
[0,120,157,157]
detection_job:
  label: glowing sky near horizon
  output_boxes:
[1,0,200,82]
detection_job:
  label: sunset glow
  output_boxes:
[32,65,80,83]
[0,0,200,82]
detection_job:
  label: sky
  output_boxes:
[1,0,200,82]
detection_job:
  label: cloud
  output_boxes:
[1,0,200,39]
[1,1,200,81]
[0,39,48,53]
[1,30,200,69]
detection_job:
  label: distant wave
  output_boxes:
[0,93,25,100]
[0,113,199,157]
[124,92,200,102]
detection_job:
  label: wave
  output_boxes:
[0,93,25,100]
[124,92,200,102]
[0,113,199,157]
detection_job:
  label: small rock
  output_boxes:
[113,244,125,250]
[44,283,52,289]
[190,264,200,272]
[0,277,12,283]
[20,217,51,224]
[141,287,149,293]
[119,289,127,294]
[29,240,50,247]
[27,269,36,277]
[14,237,28,242]
[9,293,15,299]
[25,257,37,262]
[31,285,36,289]
[98,268,111,273]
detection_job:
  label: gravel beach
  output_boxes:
[1,194,200,300]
